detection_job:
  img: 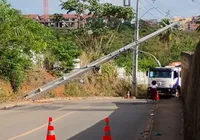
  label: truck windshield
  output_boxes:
[149,70,172,78]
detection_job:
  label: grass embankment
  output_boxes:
[0,61,147,103]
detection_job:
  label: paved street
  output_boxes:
[0,99,152,140]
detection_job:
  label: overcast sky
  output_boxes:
[7,0,200,19]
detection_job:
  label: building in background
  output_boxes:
[23,14,90,28]
[171,16,199,31]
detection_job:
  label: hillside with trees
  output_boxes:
[0,0,199,103]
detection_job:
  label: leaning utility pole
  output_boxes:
[24,22,178,100]
[132,0,140,97]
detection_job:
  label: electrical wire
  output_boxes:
[140,0,178,27]
[143,0,173,19]
[151,0,174,17]
[139,1,163,20]
[140,8,162,20]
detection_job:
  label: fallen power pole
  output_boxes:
[24,22,178,100]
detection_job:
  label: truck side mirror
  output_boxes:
[146,71,148,76]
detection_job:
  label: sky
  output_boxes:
[7,0,200,20]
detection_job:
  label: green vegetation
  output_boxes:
[0,0,80,92]
[0,0,199,101]
[115,19,200,72]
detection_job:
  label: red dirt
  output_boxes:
[1,68,66,97]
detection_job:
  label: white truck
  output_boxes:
[146,62,181,95]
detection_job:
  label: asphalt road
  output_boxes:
[0,99,153,140]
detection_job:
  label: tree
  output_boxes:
[61,0,134,60]
[0,0,53,92]
[61,0,87,28]
[51,13,64,28]
[43,34,81,73]
[159,18,176,50]
[0,0,81,92]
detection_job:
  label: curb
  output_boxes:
[146,103,159,140]
[33,97,124,102]
[140,101,159,140]
[0,97,125,109]
[0,101,31,110]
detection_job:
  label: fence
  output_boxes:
[116,67,148,85]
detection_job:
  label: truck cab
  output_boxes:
[146,65,181,95]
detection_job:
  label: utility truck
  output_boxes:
[146,62,181,95]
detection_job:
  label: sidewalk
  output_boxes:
[150,97,184,140]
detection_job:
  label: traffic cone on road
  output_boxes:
[102,117,112,140]
[155,92,160,101]
[46,117,56,140]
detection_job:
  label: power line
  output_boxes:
[140,8,162,19]
[143,0,173,18]
[151,0,174,16]
[145,0,170,17]
[140,1,176,32]
[139,1,163,19]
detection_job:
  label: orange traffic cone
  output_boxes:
[46,117,56,140]
[102,117,112,140]
[155,92,160,101]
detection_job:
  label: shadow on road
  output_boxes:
[67,101,152,140]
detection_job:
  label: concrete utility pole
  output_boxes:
[132,0,140,97]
